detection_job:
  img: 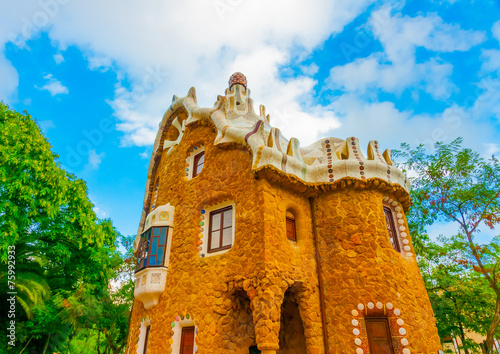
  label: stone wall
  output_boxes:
[127,121,441,353]
[314,189,442,352]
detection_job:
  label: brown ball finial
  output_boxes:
[228,72,247,89]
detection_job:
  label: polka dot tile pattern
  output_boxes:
[228,72,247,89]
[350,301,411,354]
[324,139,335,182]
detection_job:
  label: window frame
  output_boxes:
[180,326,195,354]
[383,206,400,253]
[143,325,151,354]
[208,206,233,253]
[136,226,169,272]
[192,151,205,178]
[286,215,296,242]
[365,317,395,354]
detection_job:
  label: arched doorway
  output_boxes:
[277,288,307,354]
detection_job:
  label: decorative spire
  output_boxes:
[228,72,247,89]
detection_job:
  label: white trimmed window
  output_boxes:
[185,145,205,180]
[199,200,235,257]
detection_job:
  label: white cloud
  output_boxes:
[85,149,105,169]
[53,53,64,64]
[372,10,485,62]
[493,20,500,43]
[140,150,149,159]
[38,73,68,96]
[0,0,375,146]
[481,49,500,74]
[38,119,55,133]
[0,50,19,103]
[88,55,112,71]
[329,54,454,99]
[484,143,500,158]
[328,9,484,99]
[325,91,499,155]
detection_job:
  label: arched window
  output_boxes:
[383,206,400,252]
[192,151,205,177]
[186,145,205,180]
[286,211,296,242]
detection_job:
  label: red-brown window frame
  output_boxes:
[143,325,151,354]
[383,206,400,253]
[286,215,296,241]
[192,151,205,177]
[180,326,195,354]
[136,226,169,272]
[365,317,395,354]
[208,206,233,253]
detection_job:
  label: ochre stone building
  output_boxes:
[126,73,442,354]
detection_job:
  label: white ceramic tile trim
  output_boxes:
[171,315,198,353]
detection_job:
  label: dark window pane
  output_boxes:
[148,256,156,266]
[153,227,160,236]
[150,238,158,256]
[157,246,164,265]
[384,207,400,252]
[160,227,167,244]
[286,217,296,241]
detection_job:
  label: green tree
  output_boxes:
[395,138,500,353]
[0,103,132,353]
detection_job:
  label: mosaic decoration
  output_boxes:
[351,301,410,353]
[159,211,169,221]
[170,313,198,353]
[151,273,161,284]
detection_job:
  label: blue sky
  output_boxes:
[1,0,499,241]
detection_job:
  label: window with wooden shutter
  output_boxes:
[286,214,296,241]
[192,151,205,177]
[366,318,394,354]
[180,326,195,354]
[383,206,400,252]
[208,206,233,253]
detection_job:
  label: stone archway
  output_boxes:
[277,288,307,354]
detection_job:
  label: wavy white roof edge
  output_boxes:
[135,82,410,246]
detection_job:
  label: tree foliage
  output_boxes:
[395,138,500,353]
[0,103,133,352]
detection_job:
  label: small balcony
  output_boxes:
[134,267,168,310]
[133,204,175,309]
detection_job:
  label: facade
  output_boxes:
[126,73,442,354]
